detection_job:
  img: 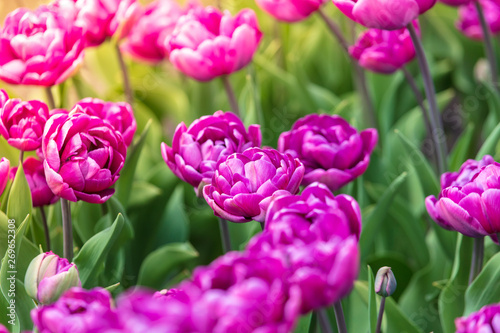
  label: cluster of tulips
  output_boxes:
[1,0,500,332]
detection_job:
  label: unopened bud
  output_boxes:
[374,266,397,297]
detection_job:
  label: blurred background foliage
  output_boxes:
[1,1,500,332]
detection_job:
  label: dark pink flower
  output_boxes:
[278,114,378,192]
[42,110,127,204]
[256,0,328,22]
[455,303,500,332]
[0,91,50,151]
[0,5,84,86]
[164,6,262,81]
[74,98,137,147]
[456,0,500,40]
[0,157,9,199]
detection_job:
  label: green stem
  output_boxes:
[45,87,56,110]
[222,75,240,116]
[61,199,73,261]
[39,206,51,251]
[407,23,447,175]
[468,237,484,285]
[218,218,232,253]
[115,44,134,106]
[375,296,386,333]
[475,1,499,89]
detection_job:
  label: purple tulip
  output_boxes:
[247,183,360,313]
[255,0,328,22]
[349,21,418,74]
[0,92,50,151]
[179,251,301,332]
[0,157,9,199]
[278,114,378,192]
[31,288,118,333]
[426,155,500,241]
[0,5,85,86]
[42,110,127,204]
[161,111,262,191]
[164,6,262,81]
[10,157,59,207]
[374,266,397,297]
[52,0,142,47]
[121,0,184,63]
[456,0,500,40]
[332,0,436,30]
[25,252,81,305]
[74,98,137,147]
[455,303,500,332]
[203,147,305,222]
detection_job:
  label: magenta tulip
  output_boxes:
[332,0,436,30]
[203,147,305,222]
[10,157,59,207]
[0,92,50,151]
[121,0,184,63]
[74,98,137,147]
[350,22,418,74]
[0,157,9,198]
[42,110,127,204]
[164,6,262,81]
[440,0,473,5]
[161,111,261,191]
[255,0,329,22]
[0,5,84,86]
[278,114,378,192]
[457,0,500,40]
[455,303,500,332]
[426,155,500,241]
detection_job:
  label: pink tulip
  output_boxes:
[0,158,9,198]
[256,0,329,22]
[121,0,184,63]
[0,5,85,86]
[456,0,500,40]
[164,6,262,81]
[439,0,473,6]
[0,90,50,151]
[332,0,436,30]
[350,21,418,74]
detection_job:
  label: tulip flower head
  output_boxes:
[374,266,397,297]
[75,98,137,147]
[332,0,436,30]
[255,0,329,22]
[426,155,500,242]
[455,303,500,332]
[161,111,262,192]
[42,108,127,204]
[350,22,418,74]
[164,6,262,81]
[203,147,305,222]
[121,0,184,63]
[278,114,378,192]
[0,91,50,151]
[0,5,85,86]
[25,252,81,305]
[456,0,500,40]
[0,158,9,199]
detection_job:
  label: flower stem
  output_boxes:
[45,87,56,110]
[19,150,24,165]
[222,75,240,116]
[317,9,377,129]
[475,1,499,89]
[334,301,348,333]
[40,206,51,251]
[317,309,333,333]
[218,217,232,253]
[61,199,73,261]
[259,222,265,231]
[115,44,134,106]
[468,237,484,285]
[375,296,386,333]
[407,23,447,175]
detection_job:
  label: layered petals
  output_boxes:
[455,303,500,332]
[456,0,500,40]
[256,0,329,22]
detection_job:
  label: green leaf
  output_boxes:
[73,214,125,288]
[154,184,189,246]
[115,119,152,207]
[464,251,500,316]
[476,121,500,159]
[294,313,313,333]
[360,172,408,259]
[439,234,473,333]
[449,123,475,172]
[6,164,32,230]
[137,242,198,289]
[354,281,424,333]
[368,266,377,333]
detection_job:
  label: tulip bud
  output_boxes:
[25,252,81,305]
[374,266,397,297]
